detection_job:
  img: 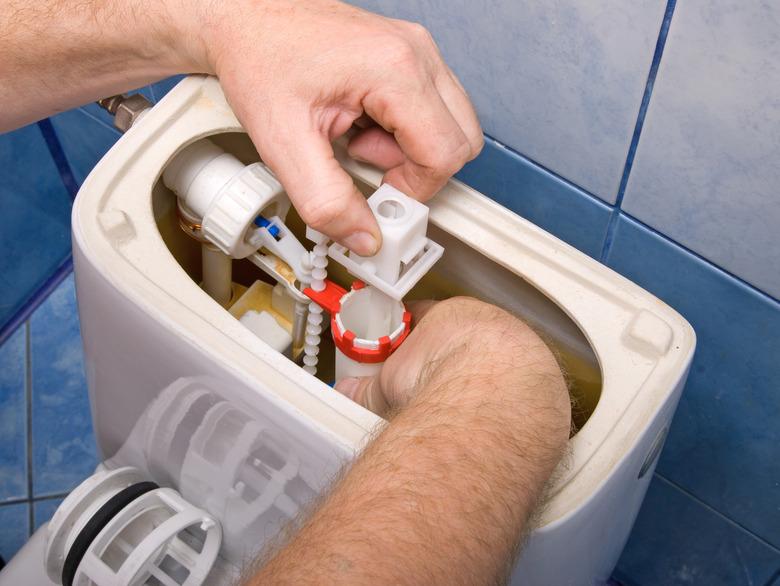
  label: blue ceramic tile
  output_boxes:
[0,327,27,501]
[49,109,121,186]
[0,503,29,561]
[456,137,613,259]
[150,75,186,101]
[622,1,780,298]
[0,124,72,331]
[606,215,780,547]
[33,497,63,531]
[351,0,667,202]
[30,273,97,496]
[615,476,780,586]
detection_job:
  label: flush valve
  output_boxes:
[304,184,443,381]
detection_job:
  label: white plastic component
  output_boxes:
[332,287,406,381]
[201,244,232,306]
[328,184,443,300]
[335,289,406,344]
[45,467,221,586]
[302,228,329,376]
[163,139,289,258]
[246,215,309,283]
[103,377,320,569]
[334,352,382,380]
[246,251,308,304]
[178,401,315,562]
[239,310,293,356]
[271,283,296,318]
[143,382,221,488]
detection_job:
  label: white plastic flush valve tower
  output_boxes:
[304,184,444,381]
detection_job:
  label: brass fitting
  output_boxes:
[96,93,152,133]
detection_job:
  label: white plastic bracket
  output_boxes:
[327,185,443,300]
[246,215,309,287]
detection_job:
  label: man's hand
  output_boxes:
[192,0,483,255]
[0,0,483,256]
[248,297,571,585]
[334,298,564,416]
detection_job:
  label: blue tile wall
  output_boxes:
[30,273,97,497]
[150,75,186,101]
[456,138,613,259]
[615,476,780,585]
[0,503,29,562]
[0,124,72,336]
[0,275,96,561]
[605,215,780,549]
[50,109,122,186]
[622,0,780,299]
[33,497,64,532]
[0,327,26,503]
[350,0,667,203]
[0,14,777,585]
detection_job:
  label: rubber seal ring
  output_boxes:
[61,480,159,586]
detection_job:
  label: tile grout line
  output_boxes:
[0,257,74,348]
[77,106,123,136]
[475,135,780,308]
[655,473,780,555]
[600,0,678,263]
[0,492,72,508]
[482,133,610,207]
[36,118,79,200]
[24,321,33,536]
[619,209,780,306]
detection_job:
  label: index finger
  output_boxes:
[363,80,472,200]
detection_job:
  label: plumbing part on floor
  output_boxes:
[45,466,221,586]
[0,77,696,586]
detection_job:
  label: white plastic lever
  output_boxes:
[246,215,310,287]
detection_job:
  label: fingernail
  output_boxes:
[342,231,379,256]
[335,377,361,399]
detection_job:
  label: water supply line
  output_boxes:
[201,243,233,307]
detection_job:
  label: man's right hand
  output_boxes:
[187,0,484,256]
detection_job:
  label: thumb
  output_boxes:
[335,376,390,416]
[258,114,381,256]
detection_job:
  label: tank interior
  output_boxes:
[152,133,602,433]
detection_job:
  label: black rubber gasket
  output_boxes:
[62,481,159,586]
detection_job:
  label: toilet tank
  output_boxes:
[71,75,695,585]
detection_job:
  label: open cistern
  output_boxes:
[0,76,694,586]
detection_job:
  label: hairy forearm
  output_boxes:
[0,0,205,130]
[248,330,570,585]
